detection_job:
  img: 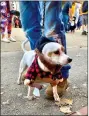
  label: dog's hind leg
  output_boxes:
[24,86,35,100]
[17,60,27,85]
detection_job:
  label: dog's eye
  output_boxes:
[54,50,60,54]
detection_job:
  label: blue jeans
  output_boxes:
[19,1,71,78]
[19,1,42,50]
[62,13,69,32]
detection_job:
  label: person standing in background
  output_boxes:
[71,1,76,17]
[0,1,16,43]
[74,2,82,25]
[81,1,88,35]
[76,8,83,30]
[62,1,72,32]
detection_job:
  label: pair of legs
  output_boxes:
[19,1,66,50]
[1,15,12,42]
[82,14,88,35]
[0,1,16,43]
[62,13,69,32]
[19,1,71,97]
[76,15,82,30]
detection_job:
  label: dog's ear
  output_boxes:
[35,36,55,52]
[35,48,55,73]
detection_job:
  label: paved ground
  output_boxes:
[1,28,88,115]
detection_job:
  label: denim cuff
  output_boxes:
[61,64,71,79]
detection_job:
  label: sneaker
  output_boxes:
[1,38,10,43]
[82,31,87,35]
[9,37,16,42]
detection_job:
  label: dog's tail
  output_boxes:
[21,38,29,52]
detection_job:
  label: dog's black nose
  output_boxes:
[68,58,72,63]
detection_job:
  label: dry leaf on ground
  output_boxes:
[55,98,73,106]
[61,98,73,105]
[60,106,72,114]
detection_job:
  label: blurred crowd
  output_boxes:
[62,1,88,35]
[0,1,21,43]
[0,1,88,43]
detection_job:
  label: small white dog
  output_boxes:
[17,37,72,102]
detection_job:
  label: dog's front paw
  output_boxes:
[55,98,60,102]
[24,79,30,85]
[17,80,22,85]
[54,94,60,102]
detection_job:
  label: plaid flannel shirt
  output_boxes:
[25,55,62,81]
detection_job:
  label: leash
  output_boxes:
[42,2,62,46]
[42,1,46,29]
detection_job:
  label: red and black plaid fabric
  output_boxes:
[25,55,62,81]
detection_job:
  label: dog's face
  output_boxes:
[42,42,72,66]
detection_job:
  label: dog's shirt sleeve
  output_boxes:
[25,56,38,81]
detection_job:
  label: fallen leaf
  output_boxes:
[60,106,72,114]
[55,101,61,106]
[55,98,73,107]
[2,100,10,105]
[61,98,73,105]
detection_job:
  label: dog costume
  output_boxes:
[25,37,71,83]
[25,54,63,84]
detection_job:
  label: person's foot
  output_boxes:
[1,38,10,43]
[82,31,87,35]
[9,37,16,42]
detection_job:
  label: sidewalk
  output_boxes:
[70,106,88,115]
[1,28,87,52]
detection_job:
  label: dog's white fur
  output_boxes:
[17,39,71,102]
